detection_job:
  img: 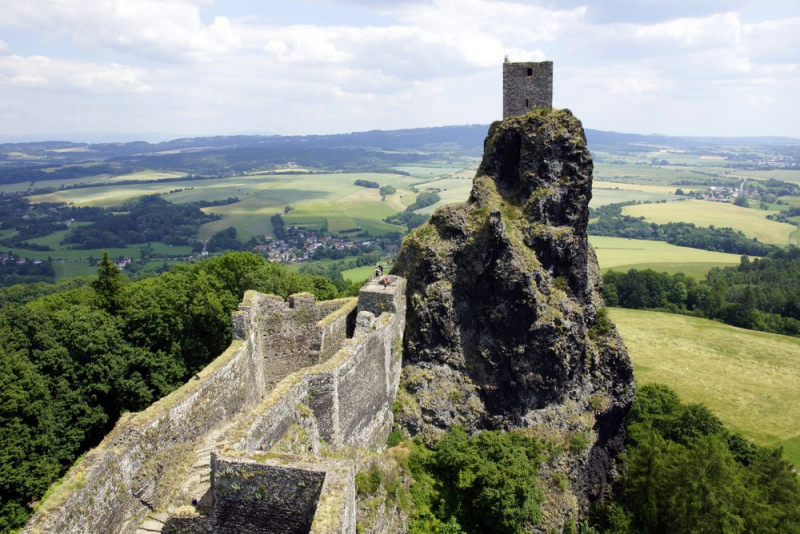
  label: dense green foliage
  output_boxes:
[380,185,397,199]
[0,252,337,531]
[0,259,55,287]
[589,202,776,256]
[383,211,429,230]
[406,427,544,534]
[603,247,800,336]
[354,179,380,189]
[407,191,441,212]
[0,278,91,308]
[64,196,215,248]
[207,227,248,253]
[590,384,800,533]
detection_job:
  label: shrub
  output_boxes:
[355,464,384,495]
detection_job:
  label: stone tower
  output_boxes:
[503,59,553,118]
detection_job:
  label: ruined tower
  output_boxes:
[503,59,553,118]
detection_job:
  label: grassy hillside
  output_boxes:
[589,235,742,278]
[622,199,797,246]
[610,308,800,466]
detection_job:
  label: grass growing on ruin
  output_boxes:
[622,199,798,245]
[589,236,742,278]
[610,308,800,466]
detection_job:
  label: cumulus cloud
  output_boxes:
[0,0,798,137]
[0,55,151,93]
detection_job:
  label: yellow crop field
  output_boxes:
[623,199,798,245]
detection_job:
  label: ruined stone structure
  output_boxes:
[24,278,406,534]
[503,59,553,118]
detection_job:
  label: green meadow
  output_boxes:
[4,242,194,262]
[611,308,800,466]
[589,236,742,278]
[0,170,189,196]
[593,162,724,187]
[622,199,798,246]
[28,172,425,240]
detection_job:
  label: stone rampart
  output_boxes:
[24,277,405,534]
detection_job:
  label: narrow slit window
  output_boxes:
[527,68,533,76]
[525,98,530,108]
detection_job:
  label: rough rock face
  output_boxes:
[392,109,635,528]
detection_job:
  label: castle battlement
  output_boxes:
[24,278,406,534]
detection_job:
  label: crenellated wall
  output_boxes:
[24,278,406,534]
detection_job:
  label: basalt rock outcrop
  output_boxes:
[392,109,635,529]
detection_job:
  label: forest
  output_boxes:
[603,247,800,336]
[0,252,341,531]
[587,384,800,534]
[63,196,216,249]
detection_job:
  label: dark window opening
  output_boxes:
[527,68,533,76]
[525,98,529,108]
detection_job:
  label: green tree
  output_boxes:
[0,349,61,532]
[380,184,397,200]
[429,427,544,533]
[92,252,125,313]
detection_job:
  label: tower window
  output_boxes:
[525,98,530,108]
[527,68,533,76]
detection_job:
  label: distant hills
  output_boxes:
[584,129,800,148]
[1,124,798,174]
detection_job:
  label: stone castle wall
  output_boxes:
[503,60,553,118]
[24,278,406,534]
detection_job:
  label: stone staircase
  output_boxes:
[133,421,235,533]
[134,512,170,534]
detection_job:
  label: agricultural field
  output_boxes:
[0,169,188,195]
[106,170,187,183]
[593,162,728,187]
[392,164,470,177]
[341,264,393,283]
[27,171,425,239]
[51,262,98,279]
[2,242,194,262]
[589,236,742,278]
[415,176,474,214]
[622,199,798,246]
[729,168,800,186]
[408,170,689,213]
[611,308,800,466]
[589,189,675,207]
[593,180,693,194]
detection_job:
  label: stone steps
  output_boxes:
[133,419,238,532]
[135,516,165,534]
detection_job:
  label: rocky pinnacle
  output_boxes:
[392,109,635,527]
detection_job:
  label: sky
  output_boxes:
[0,0,799,141]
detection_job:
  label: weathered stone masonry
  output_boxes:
[24,278,406,534]
[503,60,553,118]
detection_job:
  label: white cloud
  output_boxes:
[609,76,656,95]
[0,39,8,53]
[0,0,798,137]
[0,55,151,93]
